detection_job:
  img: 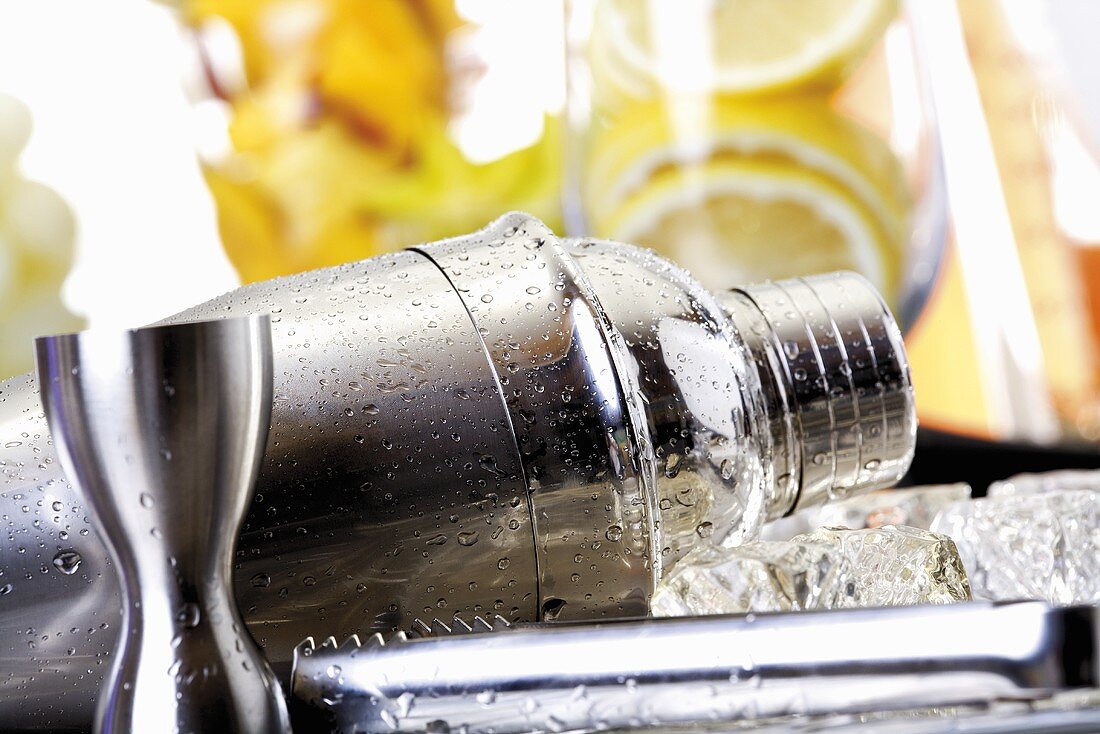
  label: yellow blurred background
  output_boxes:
[0,0,1098,447]
[188,0,563,282]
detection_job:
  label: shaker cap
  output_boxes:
[726,272,916,517]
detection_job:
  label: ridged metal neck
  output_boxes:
[723,272,916,518]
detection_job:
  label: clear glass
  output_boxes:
[563,0,945,328]
[904,0,1100,443]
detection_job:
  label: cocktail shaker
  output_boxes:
[0,213,914,731]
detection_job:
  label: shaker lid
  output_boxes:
[728,272,916,516]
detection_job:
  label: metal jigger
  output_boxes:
[34,315,289,734]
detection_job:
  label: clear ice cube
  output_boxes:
[761,484,972,542]
[988,469,1100,497]
[931,487,1100,604]
[652,525,971,616]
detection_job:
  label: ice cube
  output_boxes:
[761,484,972,542]
[652,525,971,616]
[931,487,1100,604]
[988,469,1100,497]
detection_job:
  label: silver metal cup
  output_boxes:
[35,316,289,734]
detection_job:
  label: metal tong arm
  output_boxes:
[292,601,1098,733]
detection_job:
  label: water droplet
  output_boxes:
[176,603,200,629]
[250,573,271,588]
[696,522,714,538]
[605,525,623,542]
[541,598,566,621]
[480,294,493,303]
[0,583,12,595]
[664,452,682,479]
[426,534,447,546]
[52,549,82,575]
[497,557,510,571]
[51,500,63,512]
[362,403,379,415]
[140,493,155,509]
[396,691,416,717]
[457,531,479,547]
[784,341,800,360]
[303,576,317,586]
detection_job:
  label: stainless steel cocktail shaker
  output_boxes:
[0,213,914,731]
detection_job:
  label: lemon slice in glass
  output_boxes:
[585,98,907,231]
[583,98,908,299]
[592,0,898,98]
[606,158,900,299]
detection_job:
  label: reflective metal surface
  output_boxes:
[35,316,288,734]
[1,235,540,732]
[725,273,915,513]
[0,213,914,731]
[417,222,657,620]
[568,239,774,564]
[170,247,540,653]
[292,601,1099,734]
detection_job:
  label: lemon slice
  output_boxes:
[592,0,897,98]
[583,99,909,298]
[607,159,897,297]
[585,98,907,231]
